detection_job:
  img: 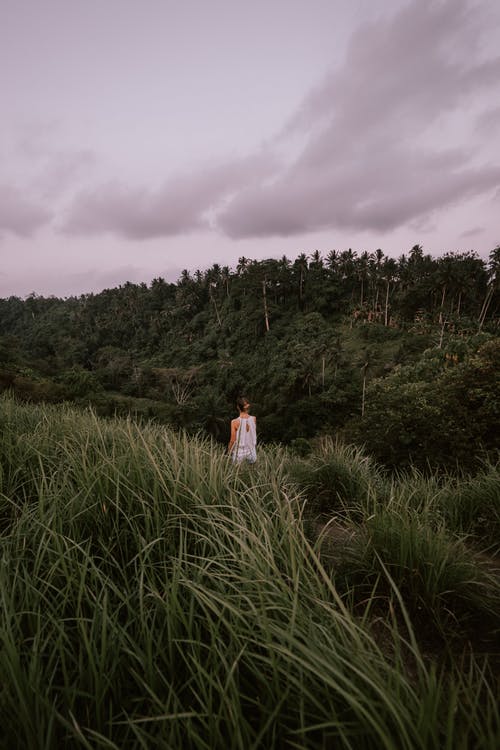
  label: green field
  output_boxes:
[0,397,498,749]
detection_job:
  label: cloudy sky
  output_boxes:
[1,0,499,298]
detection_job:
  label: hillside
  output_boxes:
[1,246,499,471]
[0,398,498,748]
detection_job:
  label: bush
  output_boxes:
[345,339,500,472]
[436,464,500,552]
[359,323,401,342]
[348,509,500,637]
[288,439,387,515]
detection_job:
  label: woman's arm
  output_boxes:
[228,418,239,454]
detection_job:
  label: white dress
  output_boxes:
[231,415,257,464]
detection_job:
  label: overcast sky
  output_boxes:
[1,0,499,298]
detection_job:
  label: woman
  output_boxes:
[228,396,257,464]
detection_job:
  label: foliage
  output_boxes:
[0,398,498,748]
[288,438,386,515]
[345,338,500,471]
[0,247,499,470]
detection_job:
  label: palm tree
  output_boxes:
[309,249,323,268]
[357,251,370,307]
[339,248,356,280]
[294,253,309,307]
[368,248,384,314]
[381,258,399,326]
[221,266,231,298]
[236,256,249,275]
[479,245,500,330]
[326,249,340,274]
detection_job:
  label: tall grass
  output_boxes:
[287,437,387,519]
[294,436,499,639]
[0,396,498,748]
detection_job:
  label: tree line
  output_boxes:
[1,244,499,471]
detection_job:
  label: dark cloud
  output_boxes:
[53,0,500,243]
[62,152,279,238]
[34,148,97,200]
[218,0,500,238]
[0,126,96,236]
[460,226,483,238]
[218,153,500,238]
[283,0,495,138]
[0,184,52,237]
[476,105,500,134]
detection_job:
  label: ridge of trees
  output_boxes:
[1,245,499,472]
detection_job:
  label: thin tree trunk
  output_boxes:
[209,288,222,327]
[262,278,270,332]
[361,362,368,416]
[438,319,446,348]
[439,285,446,324]
[384,281,390,326]
[478,286,494,331]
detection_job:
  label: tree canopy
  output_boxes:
[1,246,499,471]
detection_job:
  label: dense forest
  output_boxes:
[1,244,499,471]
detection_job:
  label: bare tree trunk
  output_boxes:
[478,286,494,331]
[439,285,446,325]
[321,355,325,389]
[262,278,270,332]
[209,287,222,328]
[361,362,368,416]
[384,281,390,326]
[438,319,446,349]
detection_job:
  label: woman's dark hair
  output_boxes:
[236,396,249,412]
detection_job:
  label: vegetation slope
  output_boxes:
[1,245,499,472]
[0,397,498,749]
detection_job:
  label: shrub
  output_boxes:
[288,438,387,516]
[344,509,500,639]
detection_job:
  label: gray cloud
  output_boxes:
[284,0,496,138]
[218,153,500,238]
[33,148,97,200]
[62,152,279,238]
[460,226,483,238]
[218,0,500,238]
[0,125,96,236]
[0,184,52,237]
[51,0,500,244]
[476,105,500,134]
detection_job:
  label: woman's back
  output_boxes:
[229,397,257,464]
